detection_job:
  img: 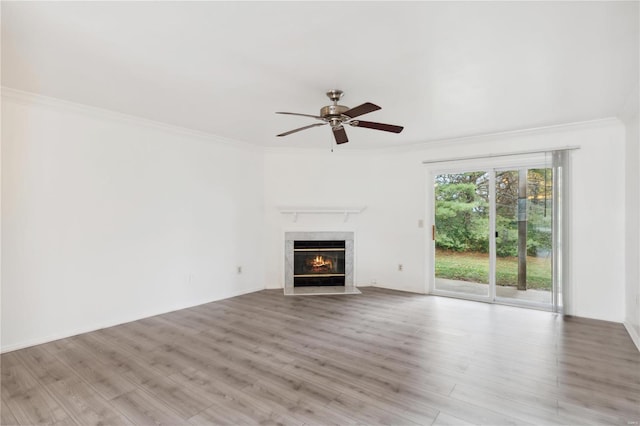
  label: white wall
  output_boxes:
[2,88,631,352]
[622,83,640,349]
[264,119,627,323]
[262,152,427,293]
[1,90,265,352]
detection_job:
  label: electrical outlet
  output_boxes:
[237,266,242,274]
[418,219,424,228]
[398,264,403,272]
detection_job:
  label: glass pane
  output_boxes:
[293,240,346,287]
[434,171,490,297]
[294,251,345,276]
[495,168,552,304]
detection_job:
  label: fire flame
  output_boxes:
[308,255,333,272]
[312,256,329,267]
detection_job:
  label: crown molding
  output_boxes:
[264,117,622,155]
[1,87,263,153]
[373,117,623,154]
[3,87,621,156]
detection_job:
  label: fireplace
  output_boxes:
[294,240,346,287]
[284,231,356,295]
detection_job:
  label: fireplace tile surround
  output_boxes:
[284,231,360,296]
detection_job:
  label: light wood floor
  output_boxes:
[2,287,639,425]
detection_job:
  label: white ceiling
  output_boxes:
[2,1,638,149]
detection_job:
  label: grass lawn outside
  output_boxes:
[435,249,552,290]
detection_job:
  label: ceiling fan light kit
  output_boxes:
[276,89,403,145]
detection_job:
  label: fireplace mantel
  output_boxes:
[277,206,366,222]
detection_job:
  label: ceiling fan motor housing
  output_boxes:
[320,104,350,128]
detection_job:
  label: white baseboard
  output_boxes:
[0,285,264,354]
[264,284,283,290]
[624,321,640,352]
[371,283,426,294]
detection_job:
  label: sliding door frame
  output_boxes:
[426,153,560,311]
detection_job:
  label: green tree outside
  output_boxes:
[434,169,552,290]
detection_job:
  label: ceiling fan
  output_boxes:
[276,90,403,145]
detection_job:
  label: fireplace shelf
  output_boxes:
[277,206,366,222]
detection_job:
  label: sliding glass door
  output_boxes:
[432,164,554,309]
[434,172,491,298]
[494,168,553,305]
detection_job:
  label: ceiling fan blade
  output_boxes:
[342,102,381,119]
[276,111,324,120]
[332,126,349,144]
[277,122,327,137]
[351,120,404,133]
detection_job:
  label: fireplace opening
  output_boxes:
[294,240,346,287]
